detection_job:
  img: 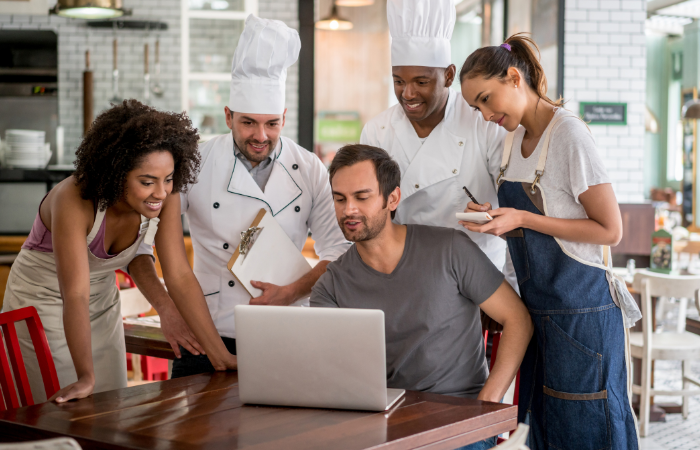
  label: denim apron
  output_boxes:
[496,114,639,450]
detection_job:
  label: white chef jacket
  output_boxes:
[360,89,512,277]
[140,133,350,338]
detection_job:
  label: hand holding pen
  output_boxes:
[462,186,491,213]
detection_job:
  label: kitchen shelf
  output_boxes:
[0,167,73,192]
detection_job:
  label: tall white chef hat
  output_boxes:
[229,14,300,115]
[388,0,456,68]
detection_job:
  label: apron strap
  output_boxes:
[497,131,516,184]
[87,208,107,245]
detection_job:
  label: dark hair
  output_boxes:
[73,99,201,210]
[459,33,563,107]
[329,144,401,220]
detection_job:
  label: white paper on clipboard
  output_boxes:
[228,208,312,303]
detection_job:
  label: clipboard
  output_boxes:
[228,208,312,299]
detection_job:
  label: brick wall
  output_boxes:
[0,0,301,162]
[563,0,647,202]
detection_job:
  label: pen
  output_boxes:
[462,186,480,205]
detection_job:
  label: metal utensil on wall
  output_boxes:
[83,50,93,136]
[151,38,164,98]
[109,38,122,105]
[143,43,150,104]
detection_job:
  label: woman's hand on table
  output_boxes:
[49,375,94,403]
[159,305,205,359]
[211,353,238,372]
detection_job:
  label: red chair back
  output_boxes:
[0,306,60,410]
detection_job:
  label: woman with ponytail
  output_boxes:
[458,34,640,449]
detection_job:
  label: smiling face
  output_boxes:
[331,160,399,243]
[225,107,286,166]
[123,150,174,219]
[392,65,454,123]
[461,68,527,132]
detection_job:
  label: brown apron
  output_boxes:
[2,208,158,402]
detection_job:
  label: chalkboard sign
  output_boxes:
[579,102,627,125]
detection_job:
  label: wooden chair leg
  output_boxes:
[639,354,652,437]
[682,360,689,420]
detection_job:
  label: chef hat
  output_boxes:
[388,0,456,68]
[229,14,300,115]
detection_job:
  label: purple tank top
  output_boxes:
[23,207,129,260]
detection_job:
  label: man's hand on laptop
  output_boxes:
[249,281,296,306]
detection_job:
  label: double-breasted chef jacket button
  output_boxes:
[452,169,457,174]
[415,184,420,189]
[292,164,299,170]
[228,280,235,287]
[458,141,464,146]
[213,202,220,209]
[294,206,301,212]
[223,243,229,250]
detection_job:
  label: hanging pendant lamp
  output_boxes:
[316,3,353,31]
[335,0,374,5]
[50,0,128,20]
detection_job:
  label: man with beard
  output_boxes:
[132,15,350,378]
[311,144,532,450]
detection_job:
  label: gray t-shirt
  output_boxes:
[310,224,505,398]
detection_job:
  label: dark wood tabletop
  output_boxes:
[0,372,517,450]
[124,322,175,360]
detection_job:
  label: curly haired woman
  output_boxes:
[3,100,236,404]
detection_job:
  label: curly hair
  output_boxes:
[73,99,200,210]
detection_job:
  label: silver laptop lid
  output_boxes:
[234,305,388,411]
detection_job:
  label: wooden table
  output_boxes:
[0,372,517,450]
[124,322,175,360]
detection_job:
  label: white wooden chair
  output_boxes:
[0,438,81,449]
[631,271,700,437]
[488,424,530,449]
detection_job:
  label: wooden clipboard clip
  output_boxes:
[239,226,264,262]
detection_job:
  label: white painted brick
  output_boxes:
[610,56,632,67]
[565,32,588,44]
[576,67,598,78]
[598,68,620,78]
[629,172,644,181]
[609,34,631,44]
[565,44,578,56]
[599,45,620,56]
[566,9,588,21]
[621,0,644,10]
[588,78,609,89]
[609,80,630,90]
[577,44,599,55]
[607,126,631,136]
[599,22,621,33]
[620,22,643,33]
[588,34,609,44]
[621,45,643,56]
[567,55,589,67]
[567,78,588,89]
[610,11,632,22]
[577,90,599,101]
[619,68,643,79]
[631,11,647,22]
[600,0,621,9]
[589,10,610,21]
[578,0,600,9]
[598,90,620,101]
[588,56,609,66]
[577,22,598,33]
[597,136,619,147]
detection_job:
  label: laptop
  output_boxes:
[234,305,405,411]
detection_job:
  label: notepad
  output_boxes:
[228,208,312,299]
[455,212,493,224]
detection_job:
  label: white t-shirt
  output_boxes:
[502,107,611,265]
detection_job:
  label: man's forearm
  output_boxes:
[128,255,176,313]
[286,260,330,303]
[478,316,533,403]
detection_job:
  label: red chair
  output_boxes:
[0,306,60,410]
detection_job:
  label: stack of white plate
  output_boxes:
[3,129,51,169]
